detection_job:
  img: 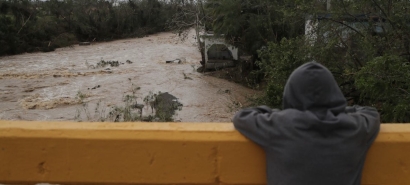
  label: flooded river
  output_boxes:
[0,30,258,122]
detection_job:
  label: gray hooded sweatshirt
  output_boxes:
[233,62,380,185]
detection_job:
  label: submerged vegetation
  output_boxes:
[75,89,183,123]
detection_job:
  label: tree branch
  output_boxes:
[17,13,32,35]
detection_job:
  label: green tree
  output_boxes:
[0,0,183,56]
[257,0,410,122]
[206,0,305,55]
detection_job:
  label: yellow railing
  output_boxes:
[0,121,409,185]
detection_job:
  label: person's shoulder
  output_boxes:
[345,105,379,118]
[272,109,316,125]
[276,108,312,116]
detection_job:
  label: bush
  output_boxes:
[256,37,310,107]
[356,55,410,122]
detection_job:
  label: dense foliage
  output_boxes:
[205,0,305,56]
[249,0,410,122]
[0,0,194,55]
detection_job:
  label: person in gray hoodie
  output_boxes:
[233,62,380,185]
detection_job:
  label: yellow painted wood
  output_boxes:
[0,121,409,185]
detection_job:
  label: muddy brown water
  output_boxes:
[0,30,258,122]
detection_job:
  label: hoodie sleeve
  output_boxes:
[233,106,278,147]
[347,105,381,144]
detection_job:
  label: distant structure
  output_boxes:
[305,14,386,46]
[200,33,238,70]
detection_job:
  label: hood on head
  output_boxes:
[283,62,346,119]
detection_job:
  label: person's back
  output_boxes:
[233,62,380,185]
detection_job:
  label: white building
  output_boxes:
[200,33,238,69]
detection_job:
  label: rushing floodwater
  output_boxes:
[0,30,258,122]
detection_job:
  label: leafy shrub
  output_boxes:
[356,55,410,122]
[256,37,310,107]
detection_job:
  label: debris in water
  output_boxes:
[79,42,91,46]
[183,72,193,80]
[165,57,186,64]
[217,89,231,94]
[166,59,180,64]
[90,85,101,90]
[19,94,81,110]
[132,103,144,109]
[95,60,120,68]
